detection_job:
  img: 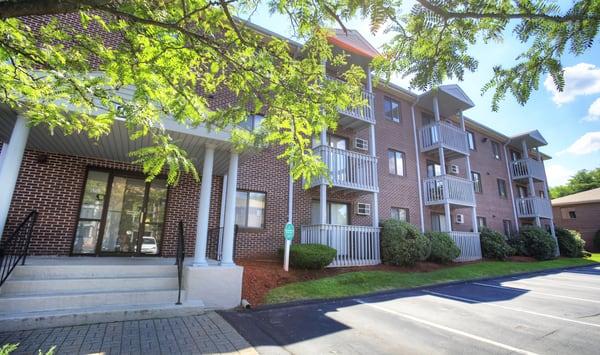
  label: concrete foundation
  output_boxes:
[184,265,244,309]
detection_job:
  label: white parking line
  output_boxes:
[507,277,600,291]
[473,282,600,304]
[423,290,600,329]
[353,298,538,355]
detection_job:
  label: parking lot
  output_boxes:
[223,264,600,354]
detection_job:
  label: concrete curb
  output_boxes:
[225,262,600,313]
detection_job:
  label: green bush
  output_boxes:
[555,227,586,257]
[286,244,337,270]
[480,228,514,260]
[425,231,460,263]
[594,230,600,251]
[507,235,529,256]
[381,219,431,266]
[519,226,556,260]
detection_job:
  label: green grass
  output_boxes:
[265,254,600,304]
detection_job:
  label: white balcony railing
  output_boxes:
[327,76,375,124]
[511,158,546,181]
[311,145,378,192]
[515,197,553,219]
[301,224,381,267]
[449,232,482,262]
[420,122,469,156]
[422,175,476,206]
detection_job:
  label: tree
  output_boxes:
[1,1,599,184]
[550,168,600,198]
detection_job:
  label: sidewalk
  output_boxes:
[0,312,257,355]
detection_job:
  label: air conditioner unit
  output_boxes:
[456,214,464,224]
[355,138,369,151]
[356,203,371,216]
[449,164,460,175]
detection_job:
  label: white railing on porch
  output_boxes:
[422,175,476,206]
[311,145,378,192]
[327,76,375,124]
[420,122,469,155]
[300,224,381,267]
[515,197,553,219]
[511,158,545,181]
[449,231,482,262]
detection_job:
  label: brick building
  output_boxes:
[552,187,600,252]
[0,20,556,318]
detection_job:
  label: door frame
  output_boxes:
[70,166,169,257]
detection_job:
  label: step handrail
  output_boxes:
[175,220,185,305]
[0,210,38,288]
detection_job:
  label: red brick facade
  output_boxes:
[553,203,600,252]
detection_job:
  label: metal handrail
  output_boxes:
[0,210,38,287]
[175,220,185,305]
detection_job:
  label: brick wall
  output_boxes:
[553,203,600,252]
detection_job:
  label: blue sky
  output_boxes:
[241,4,600,187]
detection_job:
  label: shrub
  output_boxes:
[507,235,529,256]
[594,230,600,251]
[425,231,460,263]
[555,227,586,257]
[287,244,337,270]
[519,226,556,260]
[480,228,514,260]
[381,219,431,266]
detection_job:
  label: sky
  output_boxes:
[240,3,600,188]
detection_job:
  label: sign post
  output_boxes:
[283,222,294,272]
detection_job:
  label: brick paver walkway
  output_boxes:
[0,312,257,355]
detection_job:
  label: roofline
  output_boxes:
[552,199,600,207]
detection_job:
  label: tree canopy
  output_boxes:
[1,0,598,184]
[550,168,600,199]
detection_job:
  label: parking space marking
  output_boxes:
[354,298,538,355]
[507,277,600,291]
[423,290,600,329]
[473,282,600,304]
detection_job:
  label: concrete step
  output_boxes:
[0,300,205,332]
[0,289,185,313]
[11,264,177,280]
[0,276,179,295]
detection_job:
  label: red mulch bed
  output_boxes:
[236,258,452,306]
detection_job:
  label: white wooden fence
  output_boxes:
[420,122,469,155]
[422,175,476,206]
[449,231,482,262]
[311,145,378,192]
[327,76,375,124]
[515,197,553,219]
[511,158,545,181]
[300,224,381,267]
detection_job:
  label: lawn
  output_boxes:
[265,254,600,304]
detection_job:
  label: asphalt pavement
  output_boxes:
[222,264,600,355]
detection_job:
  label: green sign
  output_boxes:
[284,223,294,241]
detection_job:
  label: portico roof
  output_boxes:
[509,130,548,148]
[418,85,475,117]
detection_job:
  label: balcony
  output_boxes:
[310,145,378,193]
[420,122,469,159]
[300,224,381,267]
[449,232,482,262]
[511,158,546,181]
[422,175,476,207]
[515,197,553,219]
[327,76,375,129]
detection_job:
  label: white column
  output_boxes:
[368,86,379,227]
[538,148,559,255]
[319,128,327,225]
[0,115,30,239]
[193,144,216,266]
[411,104,425,233]
[459,111,478,233]
[220,151,239,266]
[433,95,451,232]
[503,144,519,233]
[522,141,540,226]
[0,143,8,170]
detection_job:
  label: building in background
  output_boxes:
[552,187,600,252]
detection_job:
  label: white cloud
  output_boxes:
[583,97,600,121]
[545,164,574,187]
[544,63,600,105]
[558,131,600,156]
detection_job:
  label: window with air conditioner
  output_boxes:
[449,165,460,175]
[355,138,368,151]
[356,203,371,216]
[455,214,464,224]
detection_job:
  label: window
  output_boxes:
[472,171,482,193]
[391,207,409,222]
[503,220,513,237]
[477,216,487,228]
[235,191,266,228]
[356,203,371,216]
[560,208,576,219]
[422,112,435,125]
[384,96,401,123]
[491,141,501,160]
[313,134,347,149]
[539,190,546,199]
[569,211,577,219]
[388,150,405,176]
[497,179,507,198]
[510,150,521,162]
[431,213,448,232]
[517,185,528,198]
[311,201,349,225]
[240,114,264,131]
[426,160,442,178]
[467,131,476,150]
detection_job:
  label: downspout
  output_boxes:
[503,141,519,234]
[411,98,425,233]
